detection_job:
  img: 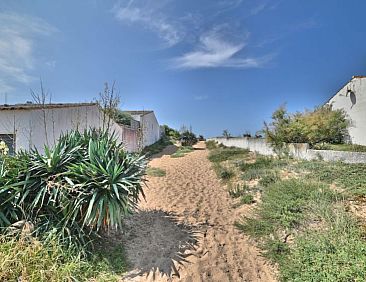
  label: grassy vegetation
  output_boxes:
[171,146,194,158]
[219,168,235,180]
[240,194,254,204]
[146,167,166,177]
[293,160,366,196]
[206,142,366,280]
[142,136,174,156]
[0,130,146,281]
[228,184,249,198]
[208,147,250,163]
[0,235,127,281]
[312,143,366,152]
[205,140,218,150]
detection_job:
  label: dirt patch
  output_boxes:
[121,142,277,281]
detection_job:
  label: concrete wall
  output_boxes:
[130,112,161,147]
[328,77,366,145]
[0,104,141,153]
[211,137,366,164]
[210,137,275,155]
[121,126,139,152]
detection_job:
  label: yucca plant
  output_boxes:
[0,129,147,252]
[66,138,146,231]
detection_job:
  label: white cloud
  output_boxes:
[194,95,208,101]
[172,29,272,69]
[0,12,57,93]
[112,1,183,47]
[250,3,267,15]
[45,60,57,68]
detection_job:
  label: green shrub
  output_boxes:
[219,169,234,180]
[113,110,134,126]
[161,125,180,139]
[264,104,350,150]
[205,140,217,150]
[180,131,198,146]
[0,130,147,251]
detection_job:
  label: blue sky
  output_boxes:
[1,1,366,137]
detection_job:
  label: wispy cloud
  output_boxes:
[112,1,183,47]
[112,1,275,70]
[250,3,267,15]
[172,28,273,69]
[194,95,208,101]
[0,12,57,92]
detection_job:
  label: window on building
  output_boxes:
[0,134,15,155]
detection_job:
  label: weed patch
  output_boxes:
[219,168,234,180]
[240,194,254,205]
[228,184,249,198]
[208,147,249,163]
[147,167,166,177]
[294,160,366,196]
[205,140,218,150]
[171,146,194,158]
[281,211,366,281]
[0,235,127,281]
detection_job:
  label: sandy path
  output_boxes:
[121,142,277,282]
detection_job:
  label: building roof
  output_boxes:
[124,110,154,116]
[0,102,98,111]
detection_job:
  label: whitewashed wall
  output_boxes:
[328,77,366,145]
[0,104,139,153]
[130,112,161,147]
[211,137,366,164]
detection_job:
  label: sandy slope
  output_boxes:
[121,142,277,282]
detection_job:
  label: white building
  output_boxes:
[0,103,161,154]
[327,76,366,145]
[125,110,161,147]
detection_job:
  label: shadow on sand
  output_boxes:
[149,145,178,160]
[119,210,199,280]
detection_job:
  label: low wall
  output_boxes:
[210,137,274,156]
[210,137,366,164]
[121,125,140,152]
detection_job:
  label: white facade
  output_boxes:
[126,111,161,147]
[328,76,366,145]
[0,103,131,153]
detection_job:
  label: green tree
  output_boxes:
[264,105,350,151]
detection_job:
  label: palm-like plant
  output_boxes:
[0,129,147,252]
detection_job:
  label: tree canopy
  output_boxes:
[264,104,350,148]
